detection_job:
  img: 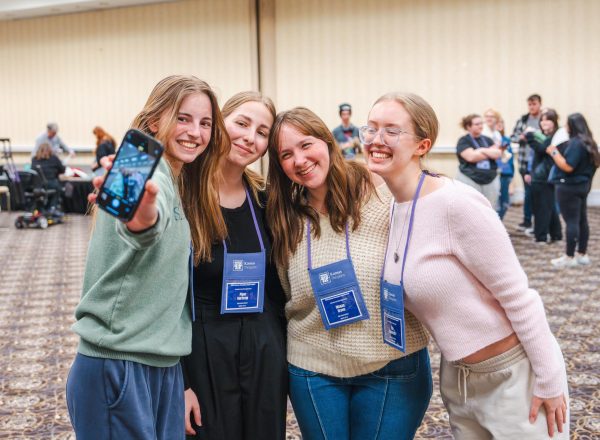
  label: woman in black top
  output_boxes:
[92,126,116,174]
[182,92,287,440]
[546,113,600,267]
[525,109,565,243]
[455,114,502,208]
[31,142,65,209]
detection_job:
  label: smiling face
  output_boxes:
[540,116,556,135]
[158,92,213,172]
[277,123,330,192]
[364,100,425,180]
[224,101,273,168]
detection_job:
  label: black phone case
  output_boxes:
[96,129,164,222]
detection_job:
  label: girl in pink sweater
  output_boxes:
[361,92,569,439]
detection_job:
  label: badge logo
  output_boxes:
[319,272,331,285]
[233,260,244,271]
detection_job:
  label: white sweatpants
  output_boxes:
[455,170,500,210]
[440,342,569,440]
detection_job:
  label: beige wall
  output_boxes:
[1,0,599,195]
[0,0,257,149]
[274,0,600,146]
[273,0,600,194]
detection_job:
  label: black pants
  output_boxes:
[531,182,562,242]
[556,182,591,256]
[183,304,288,440]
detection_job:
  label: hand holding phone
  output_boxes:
[89,176,160,232]
[93,129,164,224]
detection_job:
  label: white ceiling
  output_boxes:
[0,0,180,21]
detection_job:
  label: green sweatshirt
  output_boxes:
[72,158,192,367]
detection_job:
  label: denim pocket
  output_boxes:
[288,363,320,378]
[103,359,130,409]
[369,349,423,380]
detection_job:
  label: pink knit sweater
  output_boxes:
[383,177,566,398]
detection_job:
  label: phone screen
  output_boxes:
[97,129,163,221]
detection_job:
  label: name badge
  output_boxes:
[320,288,364,326]
[219,187,267,315]
[380,279,406,352]
[476,160,491,170]
[221,251,266,314]
[308,259,370,330]
[224,281,260,311]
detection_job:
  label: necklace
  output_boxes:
[391,202,411,263]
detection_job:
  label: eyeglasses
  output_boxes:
[359,126,422,148]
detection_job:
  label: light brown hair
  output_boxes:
[266,107,375,268]
[34,143,53,161]
[221,91,276,206]
[374,92,439,148]
[460,113,481,131]
[131,75,229,264]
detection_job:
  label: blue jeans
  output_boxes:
[497,175,513,219]
[288,348,432,440]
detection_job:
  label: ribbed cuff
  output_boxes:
[78,339,180,368]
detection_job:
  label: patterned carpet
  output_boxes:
[0,206,598,439]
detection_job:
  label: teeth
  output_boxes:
[298,163,316,176]
[371,151,390,159]
[179,141,198,149]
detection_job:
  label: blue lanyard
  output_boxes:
[470,134,488,149]
[382,171,427,283]
[307,221,351,269]
[223,187,265,254]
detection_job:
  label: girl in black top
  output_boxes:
[525,109,565,243]
[182,92,287,440]
[546,113,600,267]
[455,114,502,207]
[92,126,116,173]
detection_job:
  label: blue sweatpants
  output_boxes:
[66,353,184,440]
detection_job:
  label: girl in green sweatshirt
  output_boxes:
[66,75,230,440]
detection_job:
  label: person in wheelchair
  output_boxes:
[31,142,65,211]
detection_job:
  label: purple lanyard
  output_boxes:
[307,221,351,270]
[469,135,488,149]
[223,187,265,253]
[382,172,427,284]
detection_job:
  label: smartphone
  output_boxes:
[96,129,164,222]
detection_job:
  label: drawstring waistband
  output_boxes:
[452,344,526,403]
[456,364,470,403]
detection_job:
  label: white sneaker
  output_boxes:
[551,255,578,268]
[576,254,591,265]
[524,228,535,237]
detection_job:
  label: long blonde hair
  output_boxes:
[221,91,276,206]
[266,107,375,268]
[131,75,229,264]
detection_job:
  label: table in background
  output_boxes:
[60,177,94,214]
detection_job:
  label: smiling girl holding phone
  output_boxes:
[66,75,228,440]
